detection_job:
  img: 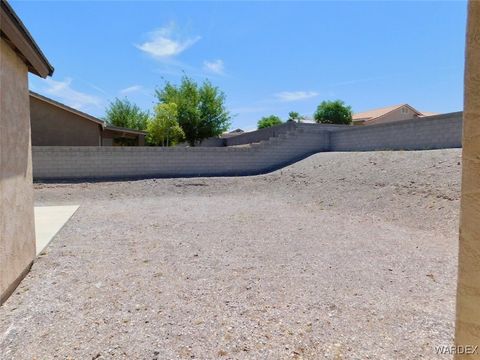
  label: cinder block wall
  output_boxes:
[196,137,226,147]
[32,112,462,181]
[33,127,330,180]
[224,122,297,146]
[225,122,346,146]
[331,112,463,151]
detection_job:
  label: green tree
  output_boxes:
[314,100,352,125]
[288,111,300,122]
[257,115,283,129]
[155,76,231,146]
[147,103,185,146]
[104,98,150,130]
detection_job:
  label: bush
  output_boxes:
[147,103,185,146]
[288,111,300,122]
[257,115,283,129]
[155,76,230,146]
[104,98,149,130]
[314,100,352,125]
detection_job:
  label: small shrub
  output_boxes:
[257,115,283,129]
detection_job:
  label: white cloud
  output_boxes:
[119,85,143,95]
[203,59,225,75]
[41,77,103,110]
[274,91,319,102]
[136,23,200,59]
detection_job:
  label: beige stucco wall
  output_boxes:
[368,106,419,125]
[30,96,102,146]
[0,38,36,303]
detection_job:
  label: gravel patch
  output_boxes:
[0,149,461,359]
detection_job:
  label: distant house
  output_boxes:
[352,104,437,126]
[30,92,147,146]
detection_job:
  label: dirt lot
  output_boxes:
[0,150,461,359]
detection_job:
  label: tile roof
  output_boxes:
[352,104,419,121]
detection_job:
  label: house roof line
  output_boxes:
[30,91,148,136]
[0,0,54,77]
[104,124,148,136]
[352,103,422,122]
[30,91,105,125]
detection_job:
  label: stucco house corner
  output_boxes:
[0,0,53,304]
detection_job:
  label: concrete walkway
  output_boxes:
[34,205,79,255]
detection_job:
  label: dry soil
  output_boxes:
[0,149,461,360]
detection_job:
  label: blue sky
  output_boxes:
[15,1,467,131]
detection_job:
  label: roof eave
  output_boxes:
[0,0,54,78]
[104,125,148,136]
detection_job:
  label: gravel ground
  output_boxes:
[0,149,461,360]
